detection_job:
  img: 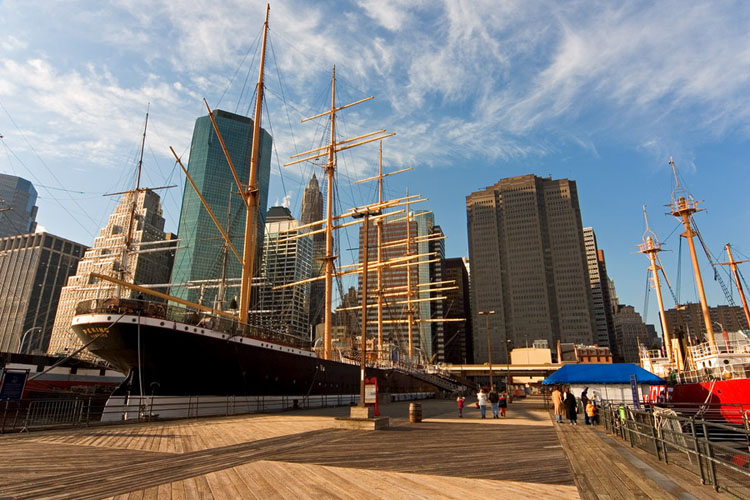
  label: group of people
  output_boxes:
[456,386,509,419]
[550,385,598,425]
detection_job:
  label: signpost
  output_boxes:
[365,376,379,416]
[630,374,640,409]
[0,369,29,401]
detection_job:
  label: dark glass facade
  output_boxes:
[0,174,38,238]
[170,110,272,306]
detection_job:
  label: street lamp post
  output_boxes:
[18,326,42,354]
[506,339,512,393]
[478,310,495,387]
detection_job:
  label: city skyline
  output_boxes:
[0,1,748,328]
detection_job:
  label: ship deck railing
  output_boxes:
[690,339,750,360]
[672,362,750,385]
[600,400,750,498]
[75,298,312,350]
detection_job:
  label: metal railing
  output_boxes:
[0,391,437,434]
[602,402,750,498]
[75,298,311,350]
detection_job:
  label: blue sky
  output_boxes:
[0,1,748,331]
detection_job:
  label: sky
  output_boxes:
[0,0,749,331]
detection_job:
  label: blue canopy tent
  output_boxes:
[543,364,665,405]
[542,364,665,385]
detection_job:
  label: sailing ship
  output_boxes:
[70,5,459,420]
[639,158,750,423]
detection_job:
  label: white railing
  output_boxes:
[690,339,750,359]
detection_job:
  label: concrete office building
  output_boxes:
[48,189,175,360]
[300,173,325,329]
[255,207,312,339]
[663,303,749,341]
[583,227,616,352]
[466,174,596,364]
[613,304,658,363]
[0,232,87,354]
[442,257,473,364]
[0,174,38,238]
[170,109,271,308]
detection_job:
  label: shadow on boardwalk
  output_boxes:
[0,397,736,499]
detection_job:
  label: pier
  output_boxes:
[0,398,739,499]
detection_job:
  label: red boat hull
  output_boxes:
[650,379,750,423]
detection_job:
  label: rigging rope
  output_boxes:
[643,269,651,324]
[693,220,735,306]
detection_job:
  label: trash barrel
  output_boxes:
[409,402,422,423]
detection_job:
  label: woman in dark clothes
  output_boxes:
[564,388,577,425]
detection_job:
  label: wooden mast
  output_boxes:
[353,150,412,361]
[717,244,750,330]
[668,156,716,352]
[284,70,393,360]
[638,207,674,364]
[322,66,337,360]
[405,189,414,359]
[376,143,384,359]
[238,3,270,324]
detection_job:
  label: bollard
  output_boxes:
[409,402,422,423]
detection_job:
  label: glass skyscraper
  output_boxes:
[170,109,272,306]
[0,174,38,238]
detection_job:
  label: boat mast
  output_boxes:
[718,244,750,330]
[376,142,384,359]
[120,108,149,291]
[638,207,674,364]
[126,108,149,251]
[668,156,716,352]
[283,69,393,360]
[322,66,337,360]
[238,3,270,324]
[405,189,415,359]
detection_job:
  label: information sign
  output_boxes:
[0,369,29,401]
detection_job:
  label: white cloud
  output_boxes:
[0,35,27,52]
[1,0,747,189]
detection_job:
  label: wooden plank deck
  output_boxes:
[0,398,577,500]
[1,397,737,499]
[553,417,736,500]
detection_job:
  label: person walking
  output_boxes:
[477,387,488,419]
[564,388,577,425]
[488,386,500,418]
[585,399,596,425]
[457,394,466,418]
[499,391,508,417]
[551,385,564,423]
[580,387,589,415]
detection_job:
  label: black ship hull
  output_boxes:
[72,311,447,398]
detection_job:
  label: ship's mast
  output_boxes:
[405,189,415,359]
[638,207,674,364]
[717,244,750,330]
[238,3,270,324]
[323,67,337,360]
[668,157,716,352]
[376,143,384,359]
[284,69,393,360]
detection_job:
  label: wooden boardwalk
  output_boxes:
[554,416,735,500]
[0,397,737,499]
[0,398,576,500]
